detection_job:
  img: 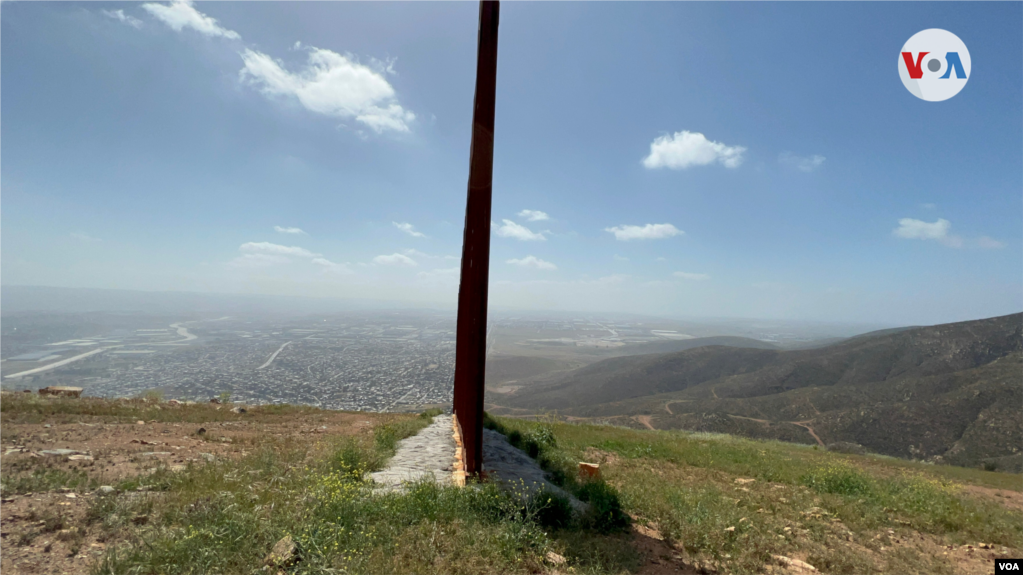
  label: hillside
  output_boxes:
[2,394,1021,575]
[495,313,1023,471]
[605,336,780,357]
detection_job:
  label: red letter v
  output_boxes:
[901,52,929,79]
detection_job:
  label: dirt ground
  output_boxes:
[0,407,392,575]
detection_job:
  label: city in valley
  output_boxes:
[0,309,867,412]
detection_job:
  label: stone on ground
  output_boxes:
[481,428,585,512]
[369,415,456,490]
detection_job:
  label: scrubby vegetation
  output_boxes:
[2,396,1020,575]
[35,408,636,575]
[520,418,1023,574]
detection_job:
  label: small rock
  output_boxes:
[545,551,567,566]
[196,428,207,435]
[735,478,755,484]
[231,407,247,414]
[772,555,817,572]
[65,493,77,499]
[724,526,736,532]
[95,486,116,495]
[40,449,83,457]
[68,454,93,461]
[264,535,299,567]
[44,424,52,429]
[136,420,145,425]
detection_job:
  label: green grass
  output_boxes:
[0,393,331,425]
[483,413,631,534]
[7,394,1018,575]
[1,464,103,495]
[487,416,1023,575]
[83,409,635,575]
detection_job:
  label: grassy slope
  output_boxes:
[492,416,1023,575]
[3,396,1020,575]
[0,397,638,575]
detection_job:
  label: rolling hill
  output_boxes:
[496,313,1023,471]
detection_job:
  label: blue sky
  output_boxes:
[2,1,1020,325]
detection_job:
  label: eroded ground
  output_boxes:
[0,395,402,575]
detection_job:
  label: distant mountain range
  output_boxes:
[495,313,1023,472]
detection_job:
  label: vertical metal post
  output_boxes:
[453,0,499,477]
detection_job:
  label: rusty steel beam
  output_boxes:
[453,0,500,478]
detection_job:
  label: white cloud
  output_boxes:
[893,218,1005,249]
[274,226,306,235]
[642,131,746,170]
[240,241,319,258]
[517,209,549,222]
[893,218,951,240]
[141,1,240,39]
[240,47,415,133]
[507,256,557,270]
[779,152,826,172]
[673,271,710,281]
[103,9,143,28]
[373,253,417,267]
[613,254,629,262]
[228,253,290,268]
[70,232,101,242]
[975,236,1006,249]
[311,257,353,275]
[393,222,426,238]
[494,219,546,241]
[892,218,963,247]
[605,223,683,241]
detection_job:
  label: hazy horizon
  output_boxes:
[2,283,1012,334]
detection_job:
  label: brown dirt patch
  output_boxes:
[582,447,621,467]
[634,415,656,431]
[630,523,700,574]
[0,403,399,575]
[960,484,1023,513]
[1,491,104,575]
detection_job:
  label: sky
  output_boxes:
[2,1,1021,326]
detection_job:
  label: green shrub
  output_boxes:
[800,462,873,496]
[577,481,630,534]
[420,408,444,419]
[525,424,557,450]
[507,429,523,447]
[531,490,574,530]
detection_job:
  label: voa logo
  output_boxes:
[996,559,1023,574]
[899,28,971,102]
